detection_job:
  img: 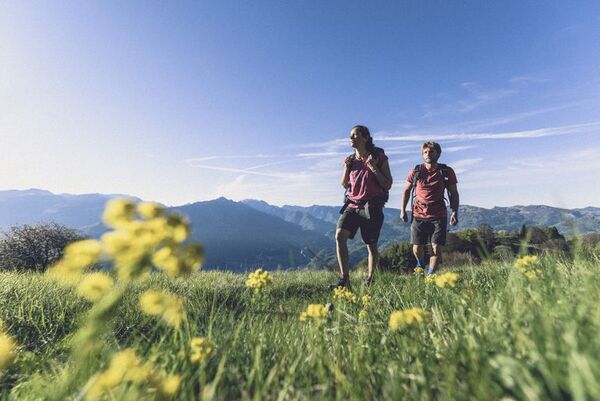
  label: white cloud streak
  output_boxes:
[375,121,600,142]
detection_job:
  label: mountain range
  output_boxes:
[1,189,599,270]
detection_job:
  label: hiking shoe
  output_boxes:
[328,277,351,291]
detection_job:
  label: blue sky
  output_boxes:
[1,1,599,208]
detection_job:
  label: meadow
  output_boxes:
[1,254,600,400]
[1,199,600,401]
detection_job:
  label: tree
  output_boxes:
[0,223,86,272]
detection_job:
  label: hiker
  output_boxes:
[400,141,459,275]
[331,125,393,289]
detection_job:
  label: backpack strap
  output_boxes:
[410,164,421,223]
[437,163,450,191]
[437,163,458,212]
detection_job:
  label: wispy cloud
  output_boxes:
[188,164,305,179]
[446,102,586,131]
[296,151,348,157]
[184,154,280,165]
[444,145,478,153]
[375,121,600,142]
[450,158,483,174]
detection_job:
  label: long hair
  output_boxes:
[352,125,375,153]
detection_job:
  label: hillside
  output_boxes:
[1,189,599,270]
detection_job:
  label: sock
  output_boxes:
[427,267,435,275]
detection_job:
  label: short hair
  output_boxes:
[421,141,441,155]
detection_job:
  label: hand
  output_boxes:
[366,155,378,173]
[344,156,353,169]
[450,212,458,226]
[400,210,408,222]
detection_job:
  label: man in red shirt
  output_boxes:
[400,141,459,275]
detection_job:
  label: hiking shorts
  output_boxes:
[337,206,384,245]
[411,217,448,246]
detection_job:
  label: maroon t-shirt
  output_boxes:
[407,164,457,219]
[347,152,388,208]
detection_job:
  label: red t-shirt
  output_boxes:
[407,164,457,219]
[347,152,389,207]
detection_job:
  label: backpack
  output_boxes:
[410,163,452,222]
[339,147,389,214]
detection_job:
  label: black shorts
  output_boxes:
[411,218,448,245]
[337,206,384,245]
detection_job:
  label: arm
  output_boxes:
[370,158,393,191]
[341,157,352,188]
[448,183,459,225]
[400,180,412,222]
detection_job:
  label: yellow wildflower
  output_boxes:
[102,198,136,228]
[190,337,216,363]
[299,304,329,322]
[389,308,427,332]
[515,255,541,278]
[47,239,103,283]
[64,239,103,267]
[166,214,190,243]
[333,286,357,303]
[432,272,459,288]
[182,243,204,273]
[362,294,371,306]
[152,246,181,276]
[85,348,154,400]
[0,332,17,370]
[158,374,181,399]
[139,290,185,328]
[137,202,165,219]
[245,268,273,290]
[152,243,204,277]
[76,272,114,302]
[358,308,368,320]
[414,267,424,275]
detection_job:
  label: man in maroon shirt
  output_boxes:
[400,141,459,275]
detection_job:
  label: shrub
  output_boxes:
[0,223,86,272]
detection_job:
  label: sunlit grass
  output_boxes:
[1,252,600,400]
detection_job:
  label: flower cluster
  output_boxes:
[515,255,541,278]
[190,337,216,363]
[245,268,273,291]
[76,272,114,302]
[85,348,180,401]
[425,272,459,288]
[299,304,329,322]
[48,199,204,289]
[139,290,185,328]
[0,325,17,370]
[389,308,428,332]
[358,295,371,319]
[333,286,357,303]
[414,267,425,275]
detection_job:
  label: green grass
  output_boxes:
[2,254,600,400]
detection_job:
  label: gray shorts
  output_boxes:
[337,206,384,245]
[411,218,447,245]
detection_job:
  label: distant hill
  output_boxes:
[170,198,332,270]
[0,189,139,230]
[1,189,599,270]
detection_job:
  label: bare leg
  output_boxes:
[413,244,425,264]
[366,243,379,281]
[335,229,351,280]
[430,243,443,271]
